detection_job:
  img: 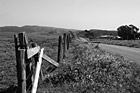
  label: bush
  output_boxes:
[40,42,140,93]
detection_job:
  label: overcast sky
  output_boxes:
[0,0,140,30]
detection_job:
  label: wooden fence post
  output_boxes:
[31,48,44,93]
[18,33,25,49]
[63,33,67,58]
[14,35,21,92]
[24,35,33,91]
[68,33,72,43]
[18,49,26,93]
[31,42,44,81]
[17,33,27,93]
[15,32,35,93]
[57,36,62,63]
[18,32,33,91]
[67,34,70,50]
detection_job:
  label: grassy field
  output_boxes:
[92,39,140,48]
[1,30,140,93]
[37,40,140,93]
[0,29,63,91]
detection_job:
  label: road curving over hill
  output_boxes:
[99,43,140,65]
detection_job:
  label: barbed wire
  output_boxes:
[26,70,34,81]
[26,82,33,92]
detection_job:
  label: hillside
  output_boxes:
[0,26,117,39]
[90,29,117,36]
[0,25,77,38]
[0,25,77,32]
[76,29,118,38]
[1,27,140,93]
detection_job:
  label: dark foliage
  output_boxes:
[41,42,140,93]
[84,30,95,39]
[117,24,139,40]
[76,29,117,39]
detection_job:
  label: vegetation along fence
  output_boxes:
[14,32,72,93]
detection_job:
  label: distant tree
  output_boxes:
[129,24,139,40]
[117,25,129,40]
[84,30,94,39]
[85,30,89,32]
[136,32,140,39]
[117,24,139,40]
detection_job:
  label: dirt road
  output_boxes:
[99,44,140,65]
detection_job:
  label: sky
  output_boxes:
[0,0,140,30]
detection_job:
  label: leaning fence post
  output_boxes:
[31,48,44,93]
[31,42,44,80]
[57,36,62,63]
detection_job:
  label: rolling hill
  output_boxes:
[76,29,118,38]
[0,25,77,38]
[0,25,117,39]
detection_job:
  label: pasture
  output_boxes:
[0,27,140,93]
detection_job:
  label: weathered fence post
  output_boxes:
[14,32,62,93]
[63,33,67,58]
[31,42,44,81]
[24,33,33,91]
[16,33,27,93]
[14,32,35,93]
[67,34,70,50]
[18,49,26,93]
[14,35,21,92]
[57,36,62,63]
[31,48,44,93]
[18,32,33,91]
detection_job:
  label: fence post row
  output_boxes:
[58,33,72,60]
[14,32,72,93]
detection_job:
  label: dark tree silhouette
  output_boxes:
[84,30,94,39]
[129,24,139,40]
[117,24,139,40]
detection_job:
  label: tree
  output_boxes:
[129,24,139,40]
[136,32,140,39]
[84,30,94,39]
[117,24,139,40]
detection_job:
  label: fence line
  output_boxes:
[14,32,73,93]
